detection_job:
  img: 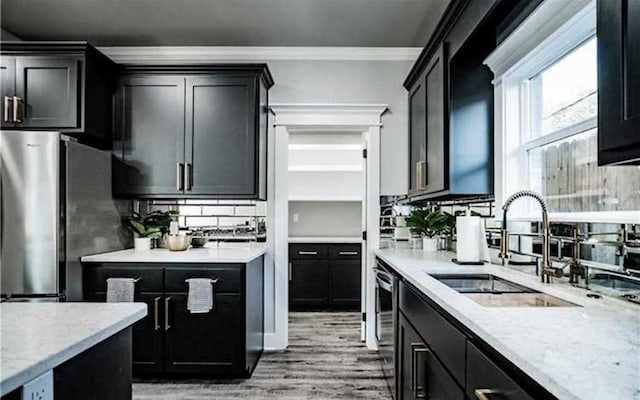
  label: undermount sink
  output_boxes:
[429,273,578,308]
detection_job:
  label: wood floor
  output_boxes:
[133,312,392,400]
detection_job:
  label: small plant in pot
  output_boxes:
[122,212,160,251]
[405,208,448,252]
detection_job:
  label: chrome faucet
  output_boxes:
[499,190,562,283]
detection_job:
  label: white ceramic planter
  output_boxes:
[134,237,151,252]
[423,237,438,252]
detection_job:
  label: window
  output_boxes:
[487,0,640,221]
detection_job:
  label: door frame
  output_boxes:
[268,103,387,351]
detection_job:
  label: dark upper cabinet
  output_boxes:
[597,0,640,165]
[408,69,426,194]
[113,65,273,199]
[0,42,115,148]
[185,76,256,196]
[114,76,186,196]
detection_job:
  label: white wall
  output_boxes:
[267,60,412,196]
[289,201,362,237]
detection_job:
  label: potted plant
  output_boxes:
[405,208,448,252]
[122,211,178,251]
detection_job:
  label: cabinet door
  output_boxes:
[164,293,244,374]
[424,44,447,194]
[598,0,640,165]
[84,291,165,375]
[0,57,15,128]
[185,76,257,196]
[466,342,534,400]
[398,313,464,400]
[329,260,361,308]
[15,56,79,128]
[114,76,186,196]
[289,260,329,308]
[408,74,427,194]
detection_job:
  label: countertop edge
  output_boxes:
[80,248,266,264]
[0,305,147,396]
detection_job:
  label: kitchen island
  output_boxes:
[81,243,265,378]
[375,248,640,400]
[1,302,146,399]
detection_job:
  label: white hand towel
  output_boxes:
[106,278,135,302]
[187,278,214,314]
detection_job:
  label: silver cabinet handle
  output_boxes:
[298,251,318,255]
[411,342,429,399]
[185,163,192,191]
[12,96,22,123]
[416,161,426,190]
[339,251,358,256]
[474,389,501,400]
[153,296,161,331]
[3,96,11,122]
[289,262,292,281]
[164,296,172,330]
[176,163,184,191]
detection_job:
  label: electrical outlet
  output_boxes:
[22,370,53,400]
[292,213,299,223]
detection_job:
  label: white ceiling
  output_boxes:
[1,0,450,47]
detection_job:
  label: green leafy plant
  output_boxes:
[122,210,178,238]
[405,208,448,238]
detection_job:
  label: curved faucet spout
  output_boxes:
[500,190,556,283]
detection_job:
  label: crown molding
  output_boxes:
[98,46,421,63]
[270,103,388,127]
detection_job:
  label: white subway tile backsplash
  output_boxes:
[202,206,235,216]
[178,205,202,216]
[185,216,219,227]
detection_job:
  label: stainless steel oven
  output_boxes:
[375,259,397,399]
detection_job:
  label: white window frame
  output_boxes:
[485,0,640,224]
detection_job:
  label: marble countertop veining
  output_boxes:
[374,248,640,400]
[0,302,147,396]
[81,243,266,264]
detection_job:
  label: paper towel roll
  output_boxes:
[456,216,482,263]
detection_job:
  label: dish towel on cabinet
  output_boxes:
[187,278,214,313]
[106,278,135,302]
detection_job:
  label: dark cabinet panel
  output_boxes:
[424,44,447,194]
[289,244,329,260]
[114,76,185,196]
[329,260,361,307]
[328,243,361,260]
[185,76,256,196]
[164,293,244,374]
[164,265,242,293]
[467,342,534,400]
[409,74,426,194]
[15,57,79,128]
[597,0,640,165]
[83,264,164,292]
[0,56,15,128]
[289,259,330,307]
[399,313,462,400]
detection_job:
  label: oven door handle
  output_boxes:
[374,268,393,292]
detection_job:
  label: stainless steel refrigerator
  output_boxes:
[1,131,129,301]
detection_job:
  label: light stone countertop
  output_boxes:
[288,236,362,243]
[0,302,147,396]
[81,243,266,264]
[374,248,640,400]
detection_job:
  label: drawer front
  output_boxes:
[399,281,467,385]
[425,349,465,400]
[466,342,534,400]
[164,265,242,293]
[83,264,163,293]
[328,244,361,260]
[289,244,328,260]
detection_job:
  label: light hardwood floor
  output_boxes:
[133,312,392,400]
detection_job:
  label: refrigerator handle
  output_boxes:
[3,96,12,122]
[12,96,22,123]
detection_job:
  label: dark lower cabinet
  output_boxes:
[289,243,361,310]
[289,260,330,307]
[165,293,244,374]
[597,0,640,165]
[82,257,264,377]
[467,342,533,400]
[398,313,464,400]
